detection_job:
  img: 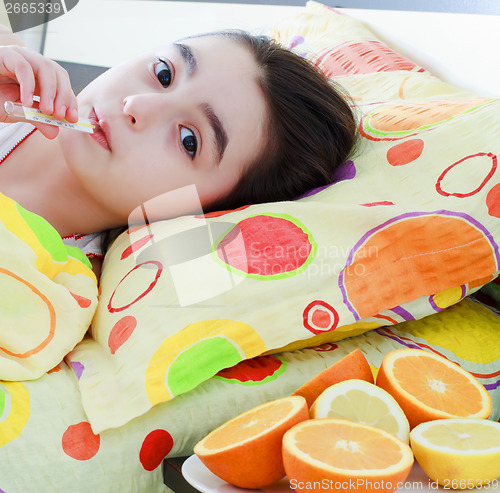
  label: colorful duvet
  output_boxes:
[0,193,98,381]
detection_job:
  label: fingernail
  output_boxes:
[42,103,53,115]
[22,95,33,107]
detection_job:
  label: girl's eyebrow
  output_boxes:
[200,103,228,166]
[174,42,228,166]
[174,42,197,76]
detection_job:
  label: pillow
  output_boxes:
[0,193,98,380]
[273,1,475,102]
[68,2,500,432]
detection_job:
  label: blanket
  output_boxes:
[0,193,98,381]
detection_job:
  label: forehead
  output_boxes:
[182,35,268,170]
[178,35,262,100]
[181,34,255,70]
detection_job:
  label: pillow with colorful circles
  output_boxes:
[67,1,500,433]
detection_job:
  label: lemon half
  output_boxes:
[310,379,410,443]
[410,418,500,489]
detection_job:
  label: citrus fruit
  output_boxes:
[310,379,410,442]
[376,348,492,428]
[292,349,374,408]
[193,395,308,488]
[283,418,414,493]
[410,418,500,488]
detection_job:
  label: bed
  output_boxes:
[1,1,500,492]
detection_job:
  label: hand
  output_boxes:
[0,45,78,139]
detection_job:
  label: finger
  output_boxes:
[32,121,59,139]
[35,64,57,115]
[0,49,36,105]
[16,63,36,106]
[0,81,21,111]
[66,104,79,123]
[19,51,59,115]
[53,67,78,122]
[2,107,59,139]
[0,114,19,124]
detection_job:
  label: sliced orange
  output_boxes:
[193,395,308,489]
[292,349,374,408]
[376,348,492,428]
[283,419,414,493]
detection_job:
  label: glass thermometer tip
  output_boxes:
[3,100,94,134]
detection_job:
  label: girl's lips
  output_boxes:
[88,108,111,151]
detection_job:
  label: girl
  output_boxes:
[0,25,357,274]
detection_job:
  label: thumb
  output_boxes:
[0,112,58,138]
[32,121,59,139]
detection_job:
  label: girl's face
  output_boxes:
[58,35,266,224]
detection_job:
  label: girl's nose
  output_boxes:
[122,94,167,129]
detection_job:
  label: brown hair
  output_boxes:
[204,30,358,212]
[102,31,358,253]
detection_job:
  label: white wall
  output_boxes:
[1,1,44,51]
[0,2,8,27]
[13,0,500,96]
[39,0,302,66]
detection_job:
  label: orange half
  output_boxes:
[376,348,492,428]
[292,349,374,408]
[283,419,414,493]
[194,395,308,488]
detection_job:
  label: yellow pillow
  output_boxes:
[68,3,500,432]
[274,1,473,101]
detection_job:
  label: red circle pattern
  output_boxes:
[108,261,163,313]
[303,300,340,335]
[62,422,100,461]
[140,429,174,471]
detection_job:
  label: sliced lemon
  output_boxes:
[410,418,500,489]
[310,378,410,443]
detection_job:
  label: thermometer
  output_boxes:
[4,99,94,134]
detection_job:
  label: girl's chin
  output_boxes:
[58,129,100,172]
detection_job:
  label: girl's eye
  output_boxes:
[180,127,198,158]
[155,59,172,88]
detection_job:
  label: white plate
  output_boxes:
[182,455,290,492]
[182,455,500,493]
